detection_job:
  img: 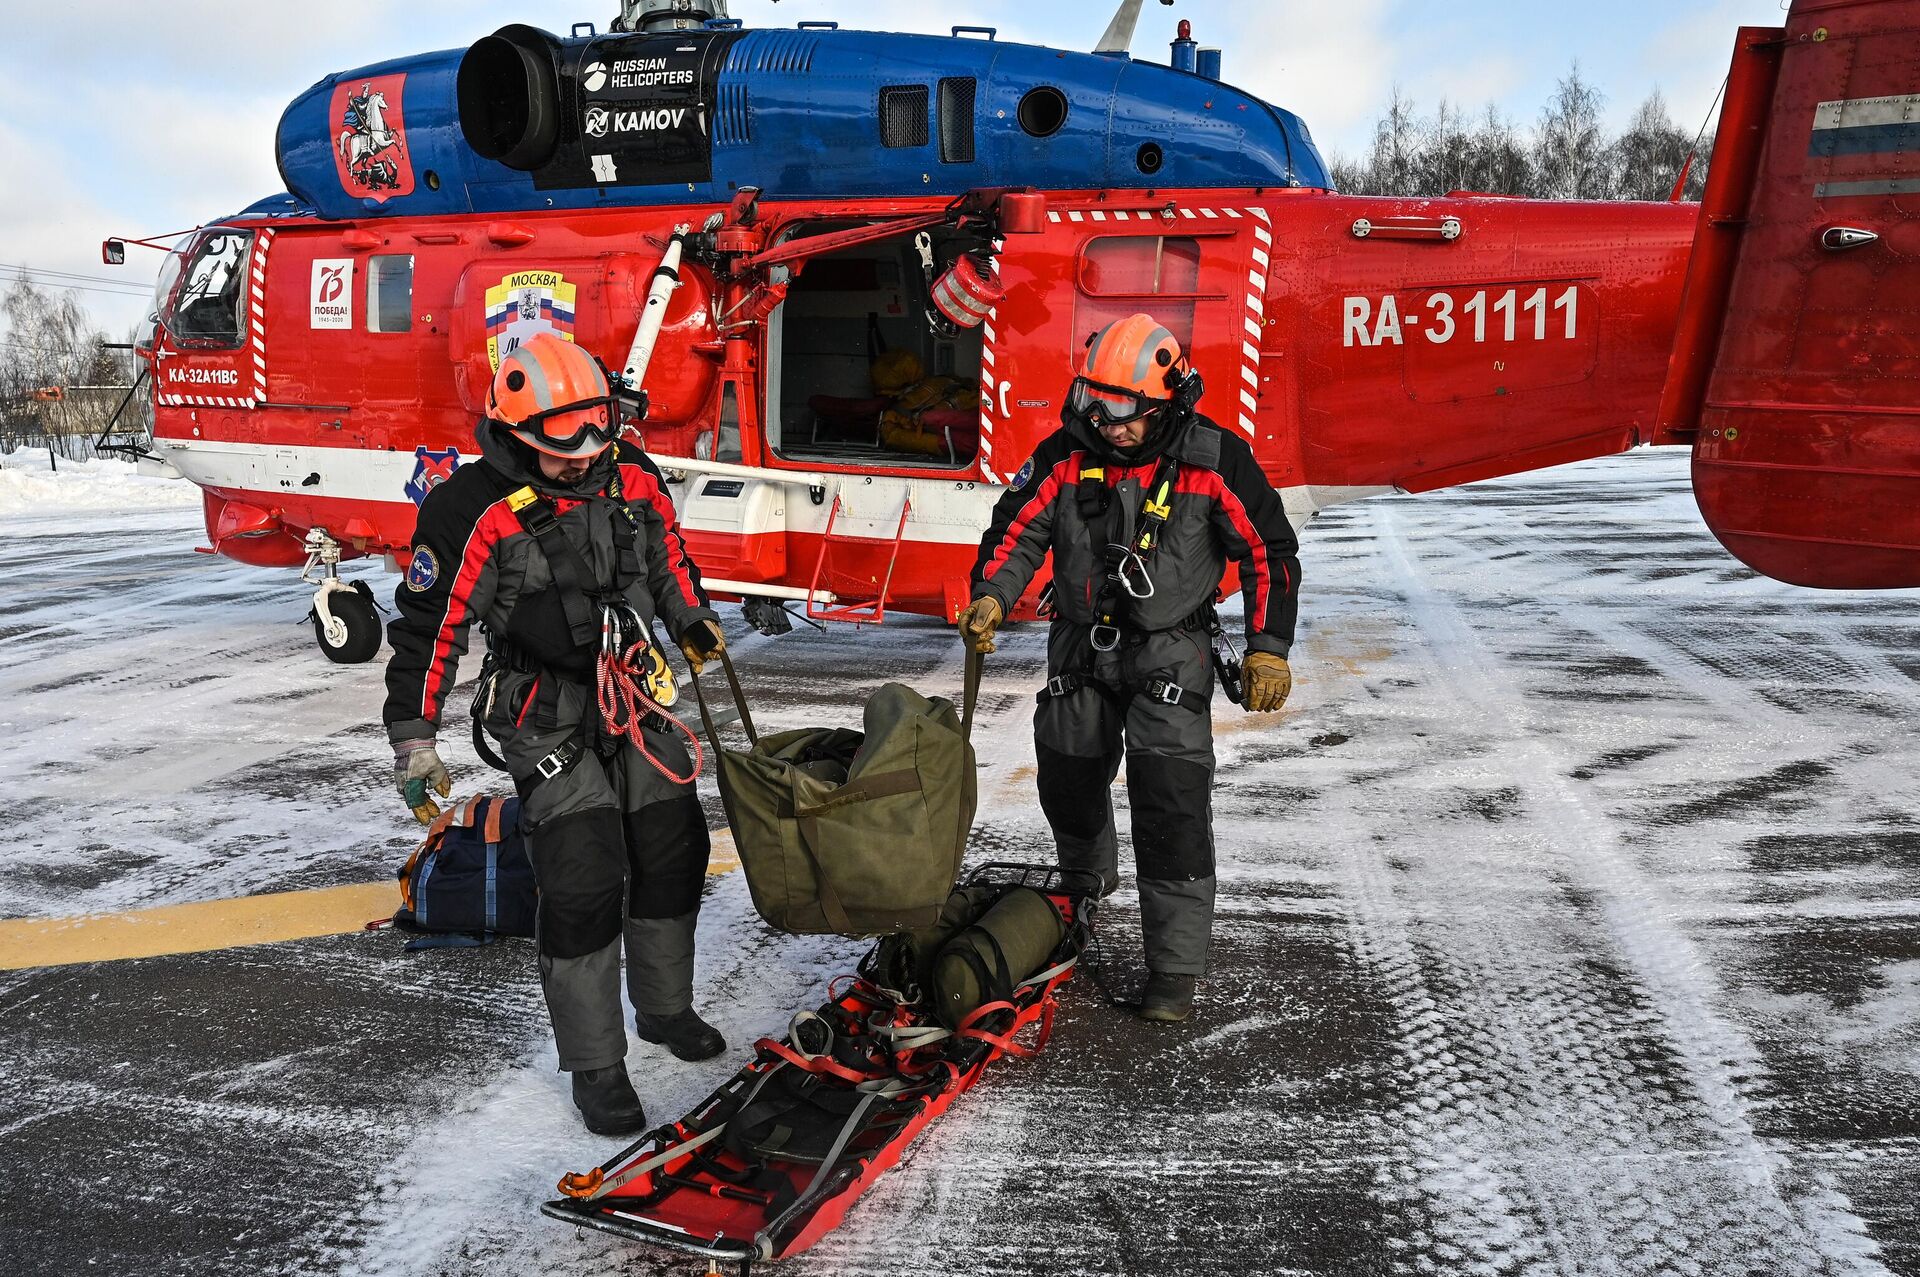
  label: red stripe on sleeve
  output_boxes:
[984,455,1076,581]
[418,501,519,722]
[621,463,702,610]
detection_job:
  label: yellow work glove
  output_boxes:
[957,595,1004,654]
[678,618,726,675]
[1243,652,1293,713]
[393,739,452,825]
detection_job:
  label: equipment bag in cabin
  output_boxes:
[691,650,982,937]
[392,795,536,949]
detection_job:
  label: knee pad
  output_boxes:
[624,794,710,919]
[1037,743,1117,843]
[1128,752,1215,881]
[528,806,627,958]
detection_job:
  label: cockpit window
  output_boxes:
[162,229,255,349]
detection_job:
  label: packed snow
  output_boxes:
[2,447,1916,1277]
[0,447,200,516]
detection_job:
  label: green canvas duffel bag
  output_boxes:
[692,651,981,936]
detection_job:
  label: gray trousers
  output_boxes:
[492,676,710,1073]
[1034,621,1218,976]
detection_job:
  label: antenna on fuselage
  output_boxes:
[611,0,731,32]
[1094,0,1175,55]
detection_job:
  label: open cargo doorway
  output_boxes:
[766,221,988,469]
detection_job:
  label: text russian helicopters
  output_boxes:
[110,0,1920,662]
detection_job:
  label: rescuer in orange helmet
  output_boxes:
[959,314,1300,1022]
[383,332,727,1135]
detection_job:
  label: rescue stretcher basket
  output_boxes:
[542,861,1101,1272]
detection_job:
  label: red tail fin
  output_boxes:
[1661,0,1920,589]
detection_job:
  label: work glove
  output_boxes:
[678,618,726,675]
[393,739,452,825]
[1243,652,1293,713]
[957,595,1004,654]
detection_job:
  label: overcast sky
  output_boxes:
[0,0,1787,337]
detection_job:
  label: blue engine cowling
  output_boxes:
[274,24,1328,219]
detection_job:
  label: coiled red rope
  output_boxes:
[596,638,704,785]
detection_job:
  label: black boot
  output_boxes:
[571,1065,648,1135]
[1138,972,1196,1022]
[634,1008,726,1061]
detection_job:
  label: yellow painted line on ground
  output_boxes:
[0,829,744,972]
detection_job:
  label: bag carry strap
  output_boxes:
[690,646,758,753]
[962,646,982,744]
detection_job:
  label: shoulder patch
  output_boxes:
[405,546,440,592]
[1012,458,1035,490]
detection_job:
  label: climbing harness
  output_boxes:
[1084,453,1182,653]
[490,447,704,785]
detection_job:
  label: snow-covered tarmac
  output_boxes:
[1,448,1915,1276]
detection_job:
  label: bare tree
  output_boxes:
[1463,103,1533,196]
[1331,70,1713,201]
[1412,99,1473,197]
[1365,85,1422,196]
[0,275,146,462]
[1612,90,1704,201]
[1533,62,1610,199]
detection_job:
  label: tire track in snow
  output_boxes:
[1347,497,1891,1277]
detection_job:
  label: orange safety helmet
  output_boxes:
[486,333,618,459]
[1066,314,1193,426]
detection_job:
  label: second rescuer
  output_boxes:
[959,313,1301,1022]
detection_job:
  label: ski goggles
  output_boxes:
[501,396,621,457]
[1064,376,1166,427]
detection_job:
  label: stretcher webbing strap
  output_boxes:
[1015,954,1078,991]
[756,1089,883,1246]
[756,1036,882,1086]
[690,648,759,751]
[482,798,505,845]
[954,999,1035,1058]
[566,1122,727,1201]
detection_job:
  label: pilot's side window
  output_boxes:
[879,85,930,149]
[367,255,414,333]
[165,229,254,349]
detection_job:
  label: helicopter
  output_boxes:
[108,0,1920,662]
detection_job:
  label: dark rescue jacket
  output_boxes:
[383,421,716,744]
[970,413,1300,656]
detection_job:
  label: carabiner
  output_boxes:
[1118,551,1156,600]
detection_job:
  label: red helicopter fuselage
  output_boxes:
[144,187,1694,624]
[132,0,1920,662]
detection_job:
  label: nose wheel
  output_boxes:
[303,528,384,664]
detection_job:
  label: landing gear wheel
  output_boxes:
[313,579,382,664]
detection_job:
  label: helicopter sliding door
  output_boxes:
[985,197,1263,485]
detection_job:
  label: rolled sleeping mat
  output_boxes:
[864,882,1002,1002]
[930,886,1067,1030]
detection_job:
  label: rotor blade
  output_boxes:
[1094,0,1148,54]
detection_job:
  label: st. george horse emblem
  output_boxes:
[330,74,415,203]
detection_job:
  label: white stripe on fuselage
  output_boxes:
[156,437,1350,548]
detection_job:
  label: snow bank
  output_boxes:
[0,448,201,516]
